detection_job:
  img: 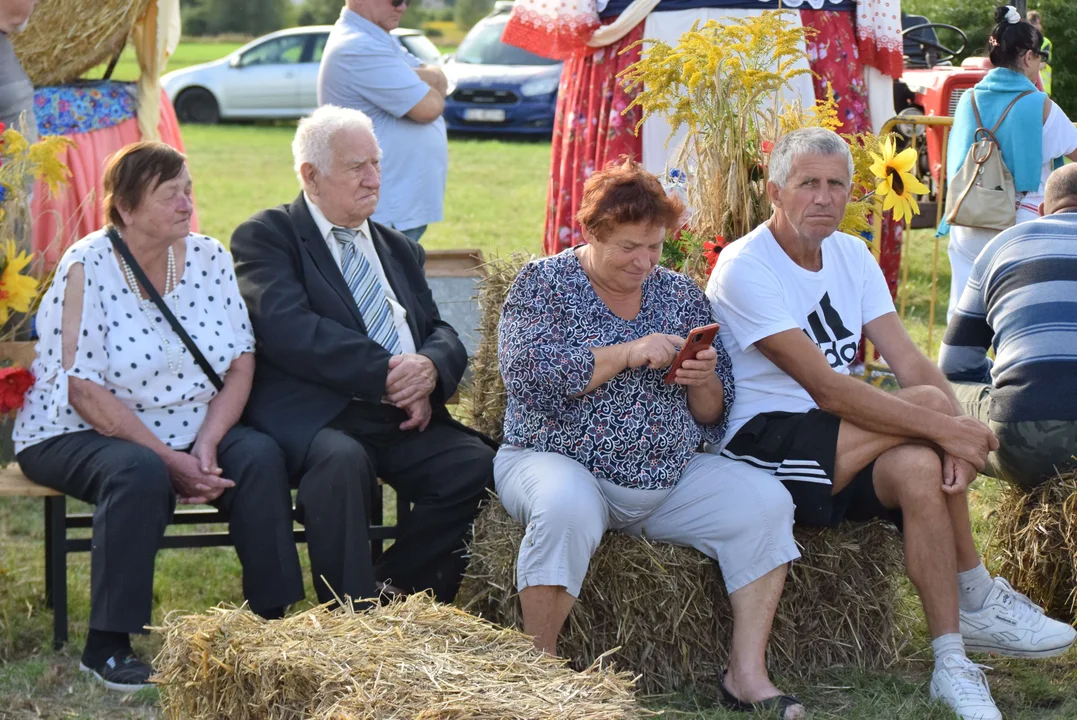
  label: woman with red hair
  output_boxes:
[495,159,805,719]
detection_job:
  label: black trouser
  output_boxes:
[17,424,306,635]
[297,402,494,606]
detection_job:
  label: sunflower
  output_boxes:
[0,239,39,324]
[869,137,929,225]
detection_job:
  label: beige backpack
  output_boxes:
[944,90,1032,231]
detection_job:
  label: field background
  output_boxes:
[0,41,1074,720]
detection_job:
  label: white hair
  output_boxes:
[292,105,382,186]
[768,127,853,188]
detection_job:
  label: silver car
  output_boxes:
[162,26,442,123]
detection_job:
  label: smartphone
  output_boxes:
[663,323,720,385]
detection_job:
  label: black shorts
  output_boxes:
[721,409,903,528]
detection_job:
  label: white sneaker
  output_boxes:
[960,577,1077,658]
[930,654,1002,720]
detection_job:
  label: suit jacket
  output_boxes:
[231,193,469,473]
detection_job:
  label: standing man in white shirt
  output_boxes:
[706,127,1075,720]
[318,0,448,242]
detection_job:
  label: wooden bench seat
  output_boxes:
[0,463,408,649]
[0,466,62,496]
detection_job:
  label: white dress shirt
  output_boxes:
[304,193,416,354]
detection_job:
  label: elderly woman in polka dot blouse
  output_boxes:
[13,142,304,692]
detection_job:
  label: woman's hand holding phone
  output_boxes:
[624,333,686,370]
[663,323,721,385]
[669,346,719,386]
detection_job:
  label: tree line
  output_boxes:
[180,0,493,37]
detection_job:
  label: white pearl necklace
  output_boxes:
[120,245,183,375]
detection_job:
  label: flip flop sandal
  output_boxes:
[718,669,807,719]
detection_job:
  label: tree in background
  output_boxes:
[181,0,290,36]
[1032,1,1076,116]
[296,0,343,25]
[904,0,1075,116]
[296,0,427,29]
[454,0,491,30]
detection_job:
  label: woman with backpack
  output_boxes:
[944,5,1077,320]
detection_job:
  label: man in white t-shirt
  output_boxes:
[706,128,1075,720]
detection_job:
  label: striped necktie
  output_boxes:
[332,227,402,354]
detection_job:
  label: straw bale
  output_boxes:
[986,471,1077,622]
[464,252,535,443]
[459,500,905,695]
[12,0,151,86]
[154,593,647,720]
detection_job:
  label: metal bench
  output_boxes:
[0,465,409,649]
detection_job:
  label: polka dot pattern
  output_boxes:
[14,230,255,454]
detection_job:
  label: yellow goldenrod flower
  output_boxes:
[0,239,39,324]
[870,137,929,225]
[1,128,28,157]
[28,136,74,196]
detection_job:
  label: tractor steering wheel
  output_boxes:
[902,22,968,66]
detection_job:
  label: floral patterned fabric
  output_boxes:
[541,10,902,300]
[855,0,903,80]
[502,0,601,61]
[801,10,872,135]
[498,249,735,490]
[543,21,644,255]
[33,81,138,137]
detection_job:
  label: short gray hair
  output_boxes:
[768,127,853,188]
[292,105,381,185]
[1044,163,1077,213]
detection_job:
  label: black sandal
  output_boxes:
[718,670,806,719]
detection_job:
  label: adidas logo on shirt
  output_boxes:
[802,292,858,370]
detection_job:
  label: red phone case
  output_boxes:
[664,323,720,384]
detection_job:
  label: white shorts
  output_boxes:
[493,446,801,597]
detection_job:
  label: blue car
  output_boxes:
[443,9,562,136]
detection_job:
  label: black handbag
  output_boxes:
[106,226,224,392]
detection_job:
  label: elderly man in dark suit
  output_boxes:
[231,104,493,606]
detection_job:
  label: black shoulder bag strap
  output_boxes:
[106,226,224,392]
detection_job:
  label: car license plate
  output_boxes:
[463,108,506,122]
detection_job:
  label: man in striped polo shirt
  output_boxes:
[940,164,1077,489]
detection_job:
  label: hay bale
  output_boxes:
[986,472,1077,622]
[12,0,150,86]
[153,593,647,720]
[459,500,905,694]
[464,252,534,443]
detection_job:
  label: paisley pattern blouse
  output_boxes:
[498,249,735,489]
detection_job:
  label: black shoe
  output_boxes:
[79,648,155,692]
[717,669,806,720]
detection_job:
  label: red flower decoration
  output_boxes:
[0,366,35,414]
[702,235,730,273]
[762,140,774,154]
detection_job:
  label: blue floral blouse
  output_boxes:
[498,249,735,490]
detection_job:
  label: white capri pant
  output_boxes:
[494,446,801,598]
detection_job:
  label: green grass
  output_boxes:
[85,43,246,83]
[181,124,550,259]
[2,127,1076,718]
[896,228,953,359]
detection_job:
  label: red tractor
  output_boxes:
[891,18,978,228]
